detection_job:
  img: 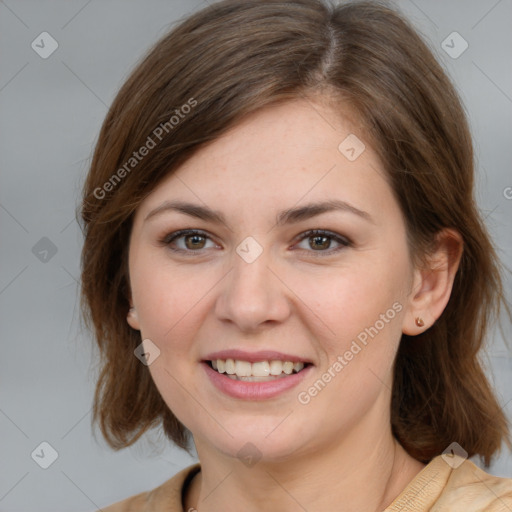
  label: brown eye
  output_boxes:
[184,234,207,250]
[162,229,217,254]
[294,229,351,257]
[309,235,331,251]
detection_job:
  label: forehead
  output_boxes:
[136,98,394,222]
[182,98,363,175]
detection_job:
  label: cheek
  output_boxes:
[291,255,407,355]
[288,262,407,427]
[129,256,215,423]
[129,253,221,359]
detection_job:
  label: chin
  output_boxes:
[192,415,315,463]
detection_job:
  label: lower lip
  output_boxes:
[202,362,312,400]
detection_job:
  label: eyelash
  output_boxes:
[159,229,352,258]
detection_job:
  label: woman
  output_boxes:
[80,0,512,510]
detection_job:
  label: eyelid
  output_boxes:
[160,228,352,256]
[160,228,214,246]
[291,229,352,257]
[159,229,220,255]
[292,228,351,244]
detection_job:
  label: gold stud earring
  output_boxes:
[415,317,425,327]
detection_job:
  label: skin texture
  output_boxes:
[126,98,462,512]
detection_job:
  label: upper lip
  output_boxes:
[203,349,312,364]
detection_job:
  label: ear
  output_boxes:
[127,303,141,331]
[402,228,463,335]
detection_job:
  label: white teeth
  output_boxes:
[282,361,293,375]
[235,360,252,377]
[269,360,283,375]
[251,361,270,377]
[225,358,236,375]
[211,359,306,378]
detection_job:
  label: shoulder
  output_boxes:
[436,456,512,510]
[100,463,201,512]
[386,455,512,511]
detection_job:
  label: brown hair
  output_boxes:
[81,0,510,465]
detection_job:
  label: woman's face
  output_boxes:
[127,98,416,462]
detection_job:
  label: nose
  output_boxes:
[214,248,291,333]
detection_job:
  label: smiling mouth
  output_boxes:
[206,359,311,382]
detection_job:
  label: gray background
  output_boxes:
[0,0,511,510]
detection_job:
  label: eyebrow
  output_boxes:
[144,199,374,227]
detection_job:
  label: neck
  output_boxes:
[184,418,425,512]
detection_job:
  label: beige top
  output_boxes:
[101,455,512,511]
